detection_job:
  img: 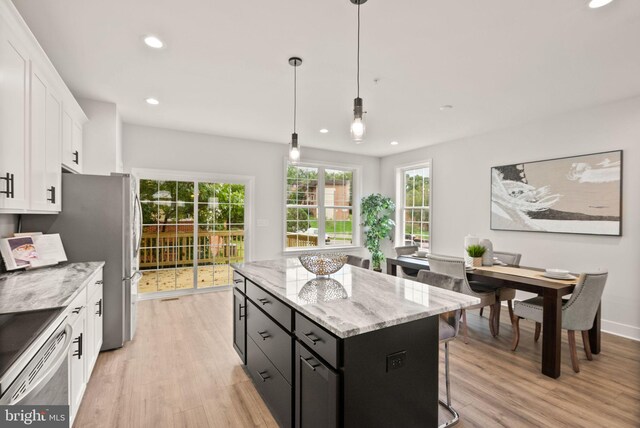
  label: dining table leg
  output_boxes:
[588,303,601,354]
[386,259,397,277]
[542,289,563,378]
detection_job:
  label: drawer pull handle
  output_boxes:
[46,186,56,204]
[301,357,319,371]
[72,306,83,314]
[72,333,83,359]
[73,151,79,165]
[238,304,245,320]
[302,332,321,345]
[257,330,270,341]
[96,299,102,316]
[95,280,103,285]
[234,279,243,284]
[256,370,270,382]
[257,298,269,305]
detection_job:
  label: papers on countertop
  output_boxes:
[0,234,67,271]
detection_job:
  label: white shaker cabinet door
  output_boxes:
[0,23,29,211]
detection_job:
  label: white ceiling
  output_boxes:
[12,0,640,157]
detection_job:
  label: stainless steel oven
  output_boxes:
[0,317,72,406]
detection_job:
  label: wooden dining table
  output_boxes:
[386,256,601,379]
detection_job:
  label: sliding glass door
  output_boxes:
[138,178,246,295]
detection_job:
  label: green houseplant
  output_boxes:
[361,194,395,272]
[466,244,486,267]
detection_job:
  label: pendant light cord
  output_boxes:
[293,61,297,133]
[357,2,360,98]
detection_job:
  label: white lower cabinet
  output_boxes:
[68,269,103,427]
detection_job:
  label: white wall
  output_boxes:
[380,96,640,339]
[78,98,123,175]
[0,214,17,239]
[122,124,380,261]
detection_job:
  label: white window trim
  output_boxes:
[394,160,432,250]
[132,167,255,264]
[283,158,362,254]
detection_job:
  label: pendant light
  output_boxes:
[350,0,367,143]
[289,57,302,162]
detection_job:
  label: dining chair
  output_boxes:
[477,251,522,335]
[394,245,420,279]
[346,255,370,270]
[426,254,497,342]
[511,271,608,373]
[416,270,463,428]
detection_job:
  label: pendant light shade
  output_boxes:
[289,57,302,162]
[350,0,367,143]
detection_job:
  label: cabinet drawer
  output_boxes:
[295,313,340,369]
[247,337,292,428]
[246,280,292,332]
[66,288,87,325]
[232,271,245,293]
[247,300,292,384]
[87,270,103,297]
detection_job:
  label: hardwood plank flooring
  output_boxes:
[74,291,640,428]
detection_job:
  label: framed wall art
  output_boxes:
[491,150,622,236]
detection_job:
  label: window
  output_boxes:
[397,163,431,250]
[137,173,249,295]
[285,162,358,250]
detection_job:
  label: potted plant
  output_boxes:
[466,244,486,267]
[361,194,395,272]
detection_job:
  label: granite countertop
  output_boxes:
[232,258,480,339]
[0,262,105,314]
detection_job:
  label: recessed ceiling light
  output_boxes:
[439,105,453,111]
[390,141,399,146]
[145,98,160,105]
[144,35,164,49]
[319,129,329,134]
[588,0,614,8]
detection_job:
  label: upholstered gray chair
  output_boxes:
[346,255,370,270]
[427,254,497,343]
[511,271,607,373]
[394,245,420,279]
[416,270,462,428]
[477,251,522,334]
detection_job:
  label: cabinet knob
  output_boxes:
[0,173,15,198]
[47,186,56,204]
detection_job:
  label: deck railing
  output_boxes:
[286,233,318,248]
[140,230,244,268]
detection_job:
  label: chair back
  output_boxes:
[346,255,370,270]
[395,245,419,277]
[416,270,462,339]
[493,251,521,267]
[562,272,608,331]
[426,254,475,296]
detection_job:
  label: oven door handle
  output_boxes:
[1,324,73,405]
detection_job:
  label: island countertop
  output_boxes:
[232,258,480,339]
[0,262,105,314]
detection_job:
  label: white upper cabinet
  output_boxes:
[0,21,29,211]
[0,0,87,213]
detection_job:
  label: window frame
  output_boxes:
[283,158,362,253]
[395,160,432,251]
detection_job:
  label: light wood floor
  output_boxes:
[74,291,640,428]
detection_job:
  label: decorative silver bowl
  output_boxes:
[298,253,348,276]
[298,278,348,304]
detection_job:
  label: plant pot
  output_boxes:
[373,267,382,273]
[472,257,483,267]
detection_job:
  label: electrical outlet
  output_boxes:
[386,351,406,372]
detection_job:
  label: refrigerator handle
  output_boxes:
[134,194,143,255]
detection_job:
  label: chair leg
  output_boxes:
[438,341,460,428]
[462,309,468,344]
[568,330,580,373]
[534,322,541,342]
[479,307,484,317]
[494,301,501,336]
[511,316,520,351]
[507,300,514,322]
[582,330,593,361]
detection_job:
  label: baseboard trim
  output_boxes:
[601,319,640,342]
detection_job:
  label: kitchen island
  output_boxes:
[232,258,479,428]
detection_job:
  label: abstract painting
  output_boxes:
[491,150,622,236]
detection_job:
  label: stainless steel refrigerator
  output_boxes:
[21,173,142,350]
